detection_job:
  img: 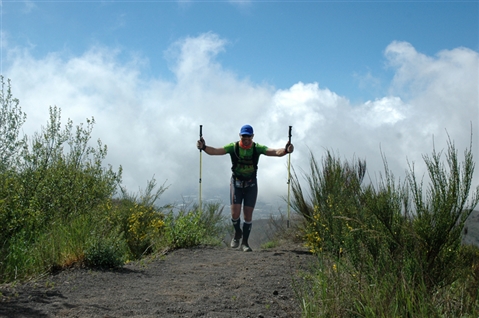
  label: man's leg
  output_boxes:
[241,206,254,250]
[231,203,243,240]
[241,182,257,251]
[243,205,254,223]
[231,203,242,220]
[230,178,244,248]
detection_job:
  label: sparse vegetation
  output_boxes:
[0,77,226,283]
[1,76,478,317]
[291,143,479,317]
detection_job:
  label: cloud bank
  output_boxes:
[4,33,479,212]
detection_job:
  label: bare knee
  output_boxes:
[231,204,242,219]
[243,206,254,222]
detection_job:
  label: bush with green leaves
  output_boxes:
[18,106,121,224]
[291,151,367,257]
[107,198,166,259]
[104,178,170,258]
[0,76,26,171]
[0,78,123,282]
[164,202,226,249]
[407,137,479,288]
[0,78,231,282]
[84,228,127,269]
[292,137,479,317]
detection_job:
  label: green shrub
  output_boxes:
[0,79,229,282]
[292,136,479,317]
[292,151,367,258]
[0,76,26,170]
[84,229,127,269]
[165,202,226,249]
[18,106,121,226]
[165,208,206,248]
[123,201,165,257]
[0,79,122,282]
[407,136,479,289]
[108,178,169,258]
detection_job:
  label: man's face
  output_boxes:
[240,134,254,147]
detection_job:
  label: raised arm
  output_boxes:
[264,142,294,157]
[204,145,227,155]
[197,137,227,155]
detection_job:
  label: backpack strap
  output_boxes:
[231,141,259,179]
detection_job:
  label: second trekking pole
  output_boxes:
[199,125,203,213]
[287,125,292,228]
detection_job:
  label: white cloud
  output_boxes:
[355,97,407,128]
[385,41,479,164]
[165,32,227,81]
[4,35,478,212]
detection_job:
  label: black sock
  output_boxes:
[242,222,252,246]
[232,218,242,239]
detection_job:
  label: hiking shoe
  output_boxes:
[230,238,241,248]
[241,244,253,252]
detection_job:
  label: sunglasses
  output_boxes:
[241,135,253,138]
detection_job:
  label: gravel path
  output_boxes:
[1,240,315,318]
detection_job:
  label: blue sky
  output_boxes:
[2,1,478,212]
[6,1,478,101]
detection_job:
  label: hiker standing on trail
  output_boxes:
[196,124,294,252]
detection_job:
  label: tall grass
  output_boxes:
[292,139,479,317]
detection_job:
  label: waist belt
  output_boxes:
[232,175,256,188]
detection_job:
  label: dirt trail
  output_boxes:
[0,240,315,318]
[2,209,479,318]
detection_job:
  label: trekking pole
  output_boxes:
[287,126,292,228]
[199,125,203,213]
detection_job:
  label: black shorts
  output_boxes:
[230,176,258,208]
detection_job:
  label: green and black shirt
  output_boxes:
[224,142,268,180]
